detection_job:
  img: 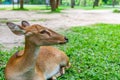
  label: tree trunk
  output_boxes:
[83,0,86,7]
[50,0,56,11]
[112,0,116,8]
[50,0,60,11]
[12,0,14,9]
[60,0,62,5]
[93,0,99,8]
[56,0,60,9]
[0,0,2,4]
[71,0,75,8]
[20,0,24,9]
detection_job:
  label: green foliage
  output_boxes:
[0,19,19,24]
[12,5,47,11]
[113,9,120,13]
[107,0,120,5]
[0,46,23,79]
[50,8,61,13]
[0,4,117,11]
[0,5,49,11]
[0,50,10,79]
[29,0,45,4]
[1,24,120,79]
[12,8,29,11]
[57,24,120,80]
[75,6,114,10]
[0,44,3,51]
[0,8,6,10]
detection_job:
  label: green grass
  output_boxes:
[0,5,66,11]
[30,18,49,22]
[0,5,117,11]
[0,46,23,80]
[0,50,10,80]
[0,19,19,24]
[1,24,120,80]
[0,5,48,11]
[113,9,120,13]
[0,5,67,13]
[60,5,118,10]
[57,24,120,80]
[12,5,49,11]
[0,19,8,23]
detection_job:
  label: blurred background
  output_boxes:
[0,0,120,11]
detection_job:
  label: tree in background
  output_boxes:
[20,0,24,9]
[83,0,87,7]
[60,0,62,5]
[102,0,108,4]
[71,0,75,8]
[50,0,60,11]
[93,0,99,8]
[0,0,2,4]
[56,0,59,8]
[76,0,80,6]
[112,0,116,7]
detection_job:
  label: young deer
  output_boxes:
[5,21,70,80]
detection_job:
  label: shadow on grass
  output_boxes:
[36,8,66,14]
[12,8,29,11]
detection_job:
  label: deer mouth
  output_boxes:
[59,37,68,44]
[59,42,66,44]
[59,40,68,45]
[64,37,68,42]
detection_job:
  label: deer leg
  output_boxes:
[48,63,71,80]
[49,67,65,80]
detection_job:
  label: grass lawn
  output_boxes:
[0,5,67,11]
[0,5,118,11]
[1,24,120,80]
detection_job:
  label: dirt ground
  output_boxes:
[0,9,120,49]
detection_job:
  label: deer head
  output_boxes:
[6,21,68,46]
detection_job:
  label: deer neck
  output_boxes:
[6,38,41,80]
[23,38,40,68]
[24,41,40,59]
[17,39,40,73]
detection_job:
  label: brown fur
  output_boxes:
[5,21,70,80]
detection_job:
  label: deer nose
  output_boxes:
[64,37,68,42]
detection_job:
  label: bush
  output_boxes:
[113,9,120,13]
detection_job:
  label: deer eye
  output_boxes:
[40,30,51,36]
[40,30,46,34]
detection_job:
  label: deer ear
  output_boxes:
[6,22,25,35]
[21,21,30,27]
